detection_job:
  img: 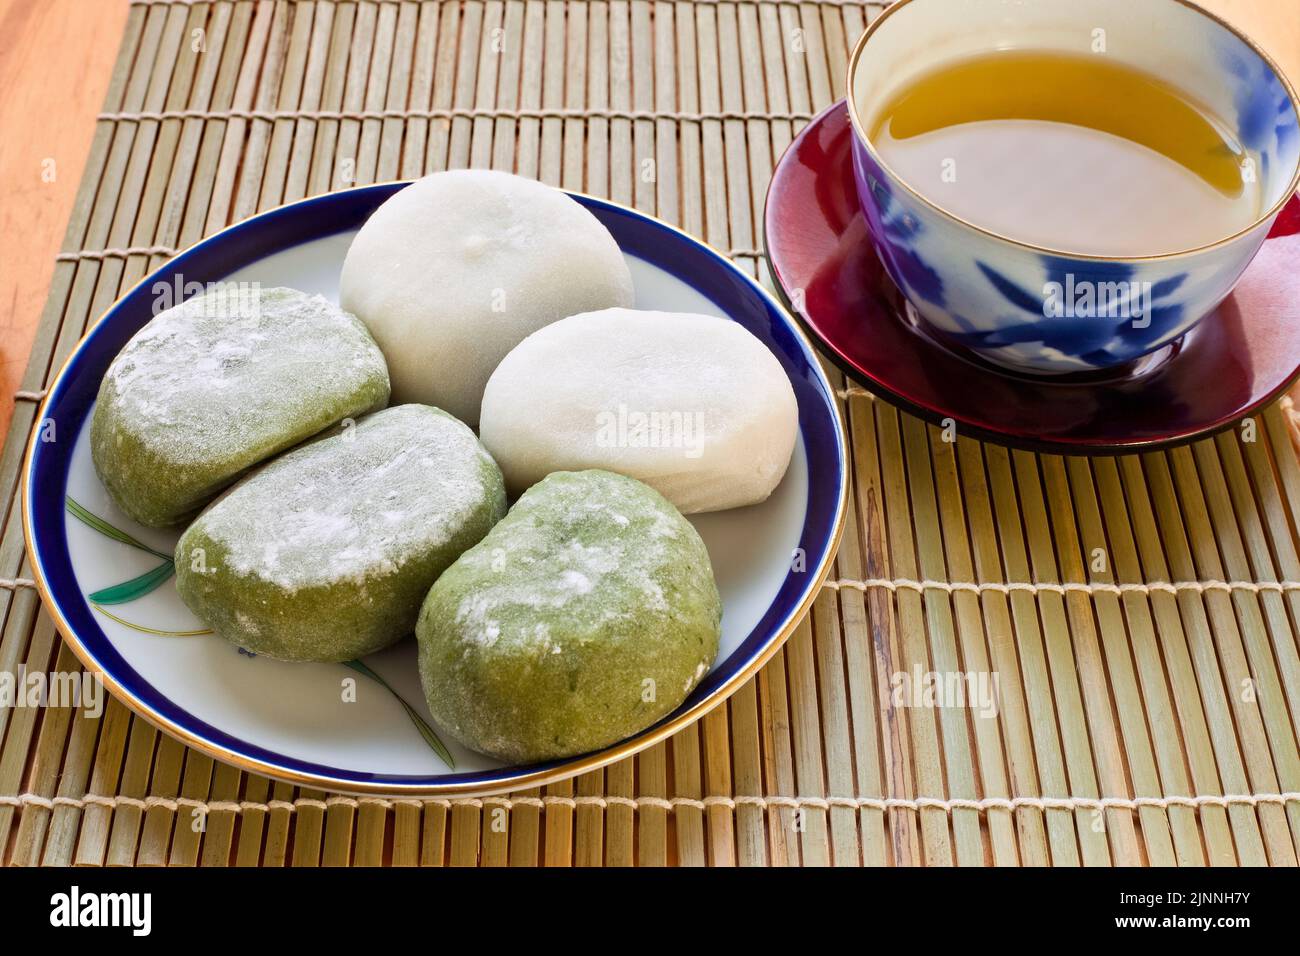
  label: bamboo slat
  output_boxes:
[4,0,1300,868]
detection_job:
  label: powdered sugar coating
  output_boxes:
[447,487,681,637]
[339,171,634,428]
[479,308,798,513]
[176,405,507,662]
[91,286,390,526]
[199,406,500,590]
[417,470,721,763]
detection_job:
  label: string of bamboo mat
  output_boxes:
[100,105,819,121]
[21,569,1300,597]
[3,0,1300,866]
[126,0,882,8]
[6,790,1300,814]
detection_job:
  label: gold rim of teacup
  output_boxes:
[844,0,1300,263]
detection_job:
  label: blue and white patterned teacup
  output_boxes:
[846,0,1300,374]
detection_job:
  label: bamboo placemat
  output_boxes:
[4,0,1300,867]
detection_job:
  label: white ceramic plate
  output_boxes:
[25,185,847,795]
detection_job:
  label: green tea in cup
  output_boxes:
[867,51,1262,257]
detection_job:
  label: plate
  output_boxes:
[23,184,847,795]
[764,100,1300,454]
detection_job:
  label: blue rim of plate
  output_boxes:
[22,183,848,795]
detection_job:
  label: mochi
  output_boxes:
[91,286,390,527]
[479,308,799,513]
[416,470,721,764]
[339,170,634,428]
[175,405,506,662]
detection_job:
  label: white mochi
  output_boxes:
[480,308,800,514]
[339,170,634,427]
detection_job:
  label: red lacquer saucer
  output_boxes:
[764,100,1300,454]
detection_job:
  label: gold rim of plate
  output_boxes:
[19,182,851,798]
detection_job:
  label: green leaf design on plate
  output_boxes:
[88,559,176,605]
[344,658,455,768]
[91,603,213,637]
[66,496,171,561]
[66,500,447,765]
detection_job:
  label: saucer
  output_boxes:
[764,100,1300,454]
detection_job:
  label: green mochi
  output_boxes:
[416,469,722,764]
[176,405,507,662]
[92,286,390,527]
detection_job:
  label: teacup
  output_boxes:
[846,0,1300,374]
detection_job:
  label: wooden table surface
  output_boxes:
[0,0,1297,440]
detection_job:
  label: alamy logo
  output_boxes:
[1,666,103,718]
[1042,274,1153,327]
[151,275,262,318]
[49,886,151,936]
[595,404,706,459]
[890,669,1001,719]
